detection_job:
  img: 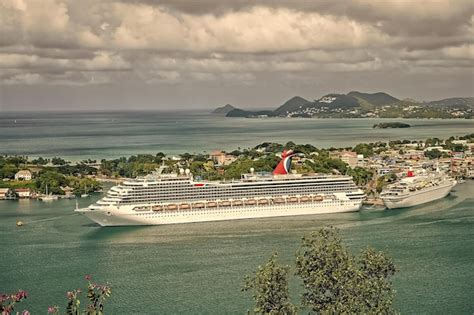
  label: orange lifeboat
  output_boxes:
[152,205,163,211]
[300,196,311,202]
[288,196,298,203]
[219,200,231,207]
[245,199,257,205]
[313,195,323,202]
[207,201,217,208]
[179,203,190,210]
[232,200,243,206]
[258,199,269,205]
[165,204,178,211]
[273,197,285,204]
[193,202,205,208]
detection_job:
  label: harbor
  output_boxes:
[1,181,473,313]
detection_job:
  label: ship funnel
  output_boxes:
[273,149,298,175]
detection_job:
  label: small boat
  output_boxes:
[152,205,163,211]
[179,203,190,210]
[232,200,243,206]
[219,201,231,207]
[41,184,58,201]
[300,196,311,202]
[164,204,178,211]
[207,202,217,208]
[16,220,24,227]
[81,193,89,198]
[288,197,298,203]
[257,198,269,205]
[273,197,285,204]
[192,202,205,208]
[313,195,324,202]
[245,199,256,205]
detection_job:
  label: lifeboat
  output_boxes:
[273,197,285,204]
[219,200,231,207]
[165,204,178,211]
[193,202,205,208]
[207,201,217,208]
[232,200,243,206]
[258,198,269,205]
[300,196,311,202]
[313,195,323,202]
[288,196,298,203]
[245,199,257,205]
[151,205,163,211]
[179,203,190,210]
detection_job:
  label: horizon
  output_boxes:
[0,0,473,111]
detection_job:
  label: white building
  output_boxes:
[14,170,32,181]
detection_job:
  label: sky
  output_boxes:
[0,0,473,111]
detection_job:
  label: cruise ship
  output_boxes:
[76,150,365,226]
[380,170,456,209]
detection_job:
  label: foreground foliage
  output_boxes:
[244,227,398,314]
[243,253,297,314]
[0,276,111,315]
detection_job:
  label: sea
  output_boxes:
[1,111,474,314]
[1,110,473,159]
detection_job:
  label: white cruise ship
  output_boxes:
[380,171,456,209]
[76,150,365,226]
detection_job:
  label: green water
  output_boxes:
[1,182,473,314]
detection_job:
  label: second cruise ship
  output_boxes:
[77,150,365,226]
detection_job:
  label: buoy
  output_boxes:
[16,220,24,227]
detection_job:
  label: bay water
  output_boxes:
[1,111,473,313]
[1,182,473,314]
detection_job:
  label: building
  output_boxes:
[15,188,32,198]
[210,151,237,166]
[0,188,14,200]
[14,170,32,181]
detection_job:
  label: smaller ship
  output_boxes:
[380,170,456,209]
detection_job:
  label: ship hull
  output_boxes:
[382,182,455,209]
[77,199,362,226]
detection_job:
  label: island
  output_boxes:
[373,122,411,129]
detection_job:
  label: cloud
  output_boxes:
[0,0,472,95]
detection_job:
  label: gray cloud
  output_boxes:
[0,0,473,110]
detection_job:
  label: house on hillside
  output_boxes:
[0,188,15,200]
[14,170,32,181]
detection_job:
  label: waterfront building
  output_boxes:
[15,188,32,198]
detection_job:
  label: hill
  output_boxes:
[273,96,311,115]
[223,92,473,119]
[212,104,236,114]
[348,91,399,106]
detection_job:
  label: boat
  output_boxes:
[40,184,58,201]
[76,150,365,226]
[380,171,456,209]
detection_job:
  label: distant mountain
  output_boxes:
[226,108,275,118]
[223,92,473,119]
[212,104,236,114]
[348,91,399,106]
[273,96,311,115]
[428,97,474,109]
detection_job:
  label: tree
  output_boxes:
[243,253,296,315]
[295,227,397,314]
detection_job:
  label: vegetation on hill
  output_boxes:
[273,96,311,116]
[348,91,399,106]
